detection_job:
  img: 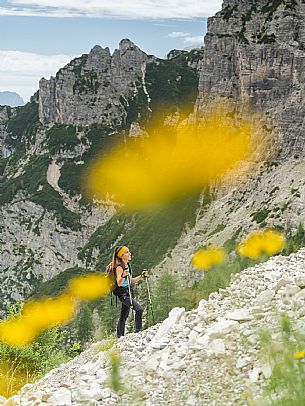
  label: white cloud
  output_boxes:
[167,31,205,48]
[0,51,75,101]
[168,31,190,38]
[2,0,223,19]
[183,35,205,46]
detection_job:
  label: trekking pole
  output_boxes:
[145,275,155,324]
[127,272,136,330]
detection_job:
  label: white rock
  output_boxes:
[207,319,240,339]
[293,275,305,288]
[47,388,71,405]
[90,382,103,401]
[236,356,251,369]
[295,289,305,300]
[281,285,301,302]
[195,334,209,347]
[188,330,199,342]
[247,334,258,345]
[101,388,111,399]
[96,369,108,383]
[249,367,262,383]
[254,290,275,306]
[209,339,226,356]
[80,374,94,383]
[5,395,21,406]
[145,357,160,372]
[243,329,255,337]
[226,309,253,321]
[74,388,92,402]
[261,363,272,379]
[149,307,185,345]
[28,390,46,400]
[185,395,197,405]
[78,362,94,374]
[197,299,207,312]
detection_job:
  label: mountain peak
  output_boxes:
[0,91,24,107]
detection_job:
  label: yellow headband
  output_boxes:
[117,246,129,259]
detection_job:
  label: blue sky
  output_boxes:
[0,0,223,101]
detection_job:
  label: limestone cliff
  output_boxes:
[39,39,152,126]
[196,0,305,158]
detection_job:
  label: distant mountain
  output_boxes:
[0,91,24,107]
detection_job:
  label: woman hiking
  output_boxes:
[109,245,148,338]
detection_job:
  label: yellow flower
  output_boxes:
[68,273,113,301]
[237,229,285,259]
[0,294,78,347]
[23,294,77,331]
[192,246,225,270]
[294,350,305,359]
[0,317,38,347]
[84,105,264,210]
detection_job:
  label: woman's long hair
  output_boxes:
[106,246,125,277]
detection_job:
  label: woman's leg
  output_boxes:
[131,299,143,333]
[117,302,130,337]
[117,295,143,335]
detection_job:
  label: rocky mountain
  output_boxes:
[4,248,305,405]
[0,92,24,107]
[2,0,305,403]
[0,39,200,308]
[1,0,305,354]
[195,0,305,158]
[39,40,151,126]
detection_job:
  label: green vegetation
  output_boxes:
[73,69,100,94]
[283,223,305,255]
[237,5,258,45]
[253,29,276,44]
[4,101,40,169]
[29,266,89,299]
[109,351,122,392]
[6,101,39,148]
[0,157,7,176]
[79,192,205,270]
[150,273,184,323]
[1,103,81,230]
[221,4,238,21]
[122,83,151,128]
[145,54,199,120]
[223,227,242,252]
[58,124,121,198]
[208,223,226,237]
[251,209,271,224]
[70,54,88,77]
[258,314,305,405]
[75,303,94,346]
[0,304,73,398]
[0,154,81,230]
[45,125,79,154]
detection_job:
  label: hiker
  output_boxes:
[108,245,148,337]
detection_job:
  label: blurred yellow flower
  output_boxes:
[238,229,285,259]
[68,273,113,301]
[294,350,305,360]
[0,317,38,347]
[192,246,225,270]
[0,273,114,348]
[84,106,263,210]
[23,294,77,331]
[0,294,77,347]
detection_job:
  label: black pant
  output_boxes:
[117,292,143,337]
